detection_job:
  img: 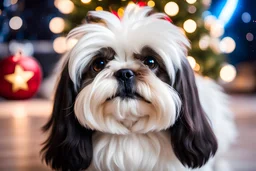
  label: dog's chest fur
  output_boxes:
[87,131,185,171]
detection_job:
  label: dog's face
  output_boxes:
[42,5,217,171]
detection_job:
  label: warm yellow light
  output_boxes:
[148,0,155,7]
[53,37,67,54]
[194,63,201,72]
[186,0,197,4]
[4,65,34,92]
[199,35,210,50]
[210,21,224,37]
[49,17,65,34]
[183,19,197,33]
[204,15,217,30]
[9,16,23,30]
[220,37,236,53]
[67,38,78,50]
[164,2,179,16]
[118,8,125,18]
[81,0,91,4]
[56,0,74,14]
[220,64,236,82]
[187,56,196,69]
[95,6,103,11]
[11,0,18,5]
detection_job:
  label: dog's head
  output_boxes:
[42,5,217,170]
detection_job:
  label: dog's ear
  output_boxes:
[41,61,93,170]
[170,58,218,168]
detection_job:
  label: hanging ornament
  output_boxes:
[0,51,42,100]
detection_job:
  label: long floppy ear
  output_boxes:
[41,61,93,170]
[170,58,218,168]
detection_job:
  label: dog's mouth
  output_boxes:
[106,92,150,103]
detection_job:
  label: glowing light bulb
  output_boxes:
[183,19,197,33]
[56,0,74,14]
[187,56,196,69]
[49,17,65,34]
[148,0,155,7]
[81,0,91,4]
[220,64,236,82]
[9,16,23,30]
[53,37,67,54]
[164,2,179,16]
[220,37,236,53]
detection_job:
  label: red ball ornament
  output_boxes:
[0,52,42,100]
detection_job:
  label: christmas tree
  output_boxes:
[55,0,228,79]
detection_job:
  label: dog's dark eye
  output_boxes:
[92,58,106,72]
[144,56,158,69]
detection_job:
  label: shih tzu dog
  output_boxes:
[41,5,236,171]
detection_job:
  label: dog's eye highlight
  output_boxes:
[144,56,157,69]
[92,58,106,72]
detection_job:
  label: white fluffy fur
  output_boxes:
[62,5,236,171]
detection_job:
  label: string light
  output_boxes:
[183,19,197,33]
[81,0,91,4]
[186,0,197,4]
[53,37,67,54]
[56,0,74,14]
[187,56,196,69]
[164,2,179,16]
[95,6,103,11]
[220,64,236,82]
[49,17,65,34]
[219,37,236,53]
[148,0,155,7]
[9,16,23,30]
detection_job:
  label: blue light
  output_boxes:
[218,0,239,26]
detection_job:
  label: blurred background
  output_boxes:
[0,0,255,170]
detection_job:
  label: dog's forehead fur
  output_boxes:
[67,5,190,86]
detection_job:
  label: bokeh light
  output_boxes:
[194,63,201,72]
[67,38,78,50]
[9,16,23,30]
[204,15,217,30]
[220,37,236,53]
[49,17,65,34]
[56,0,74,14]
[220,64,236,82]
[188,5,197,14]
[241,12,251,23]
[186,0,197,4]
[95,6,103,11]
[246,33,254,41]
[11,0,18,5]
[210,21,224,37]
[53,37,67,54]
[164,2,179,16]
[187,56,196,69]
[199,35,210,50]
[183,19,197,33]
[118,7,125,18]
[148,0,155,7]
[81,0,91,4]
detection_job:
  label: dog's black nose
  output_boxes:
[115,69,134,81]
